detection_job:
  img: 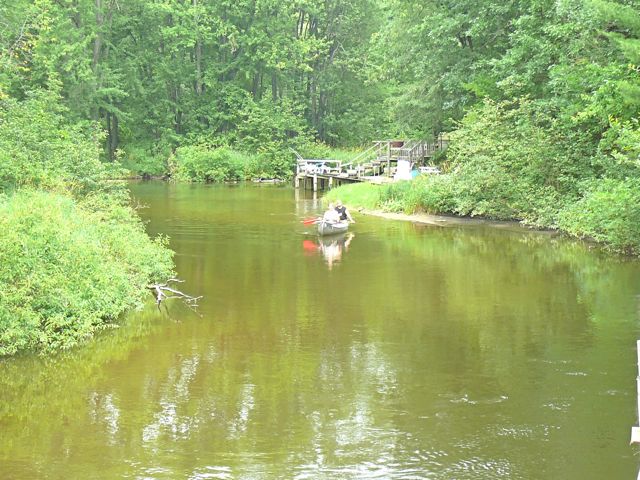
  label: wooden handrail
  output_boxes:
[289,147,304,161]
[348,143,379,165]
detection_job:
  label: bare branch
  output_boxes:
[7,18,30,57]
[148,278,202,314]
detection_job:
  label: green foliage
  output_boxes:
[386,175,459,214]
[438,99,579,225]
[119,146,168,178]
[298,144,364,163]
[170,146,247,182]
[0,91,115,194]
[169,145,288,182]
[335,88,640,252]
[4,0,640,256]
[558,178,640,254]
[237,99,313,152]
[0,190,173,356]
[328,176,458,216]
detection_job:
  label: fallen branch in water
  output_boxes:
[148,278,202,312]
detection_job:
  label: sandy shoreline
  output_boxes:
[356,208,558,235]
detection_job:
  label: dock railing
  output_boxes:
[296,159,343,176]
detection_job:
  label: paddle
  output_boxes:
[302,217,320,225]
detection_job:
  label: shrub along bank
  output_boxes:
[0,190,173,355]
[0,92,174,356]
[168,146,290,182]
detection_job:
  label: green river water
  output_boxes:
[2,182,640,479]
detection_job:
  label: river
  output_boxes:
[1,181,639,479]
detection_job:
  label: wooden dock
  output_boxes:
[294,137,448,191]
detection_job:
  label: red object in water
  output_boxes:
[302,218,319,225]
[302,240,319,253]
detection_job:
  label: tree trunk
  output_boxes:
[106,112,119,160]
[271,73,278,101]
[92,0,103,72]
[193,0,203,96]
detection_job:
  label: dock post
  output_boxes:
[313,174,318,192]
[329,177,333,189]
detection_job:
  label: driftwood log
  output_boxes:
[148,278,202,311]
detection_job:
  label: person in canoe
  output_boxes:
[335,199,355,223]
[323,203,341,223]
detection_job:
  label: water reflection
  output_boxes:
[1,183,640,480]
[303,232,355,269]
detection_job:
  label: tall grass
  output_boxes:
[323,183,381,209]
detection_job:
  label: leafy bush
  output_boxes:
[298,143,363,163]
[378,180,413,211]
[432,98,589,226]
[119,146,168,178]
[0,190,174,355]
[234,98,316,179]
[236,98,313,152]
[170,146,246,182]
[252,147,295,180]
[0,90,175,356]
[398,174,459,214]
[558,178,640,254]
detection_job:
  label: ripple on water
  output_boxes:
[442,457,514,479]
[293,463,434,480]
[188,465,233,480]
[444,393,509,405]
[492,422,558,439]
[542,397,573,412]
[493,426,535,439]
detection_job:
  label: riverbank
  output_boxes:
[356,208,554,233]
[324,179,640,255]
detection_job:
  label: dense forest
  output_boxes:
[1,0,640,354]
